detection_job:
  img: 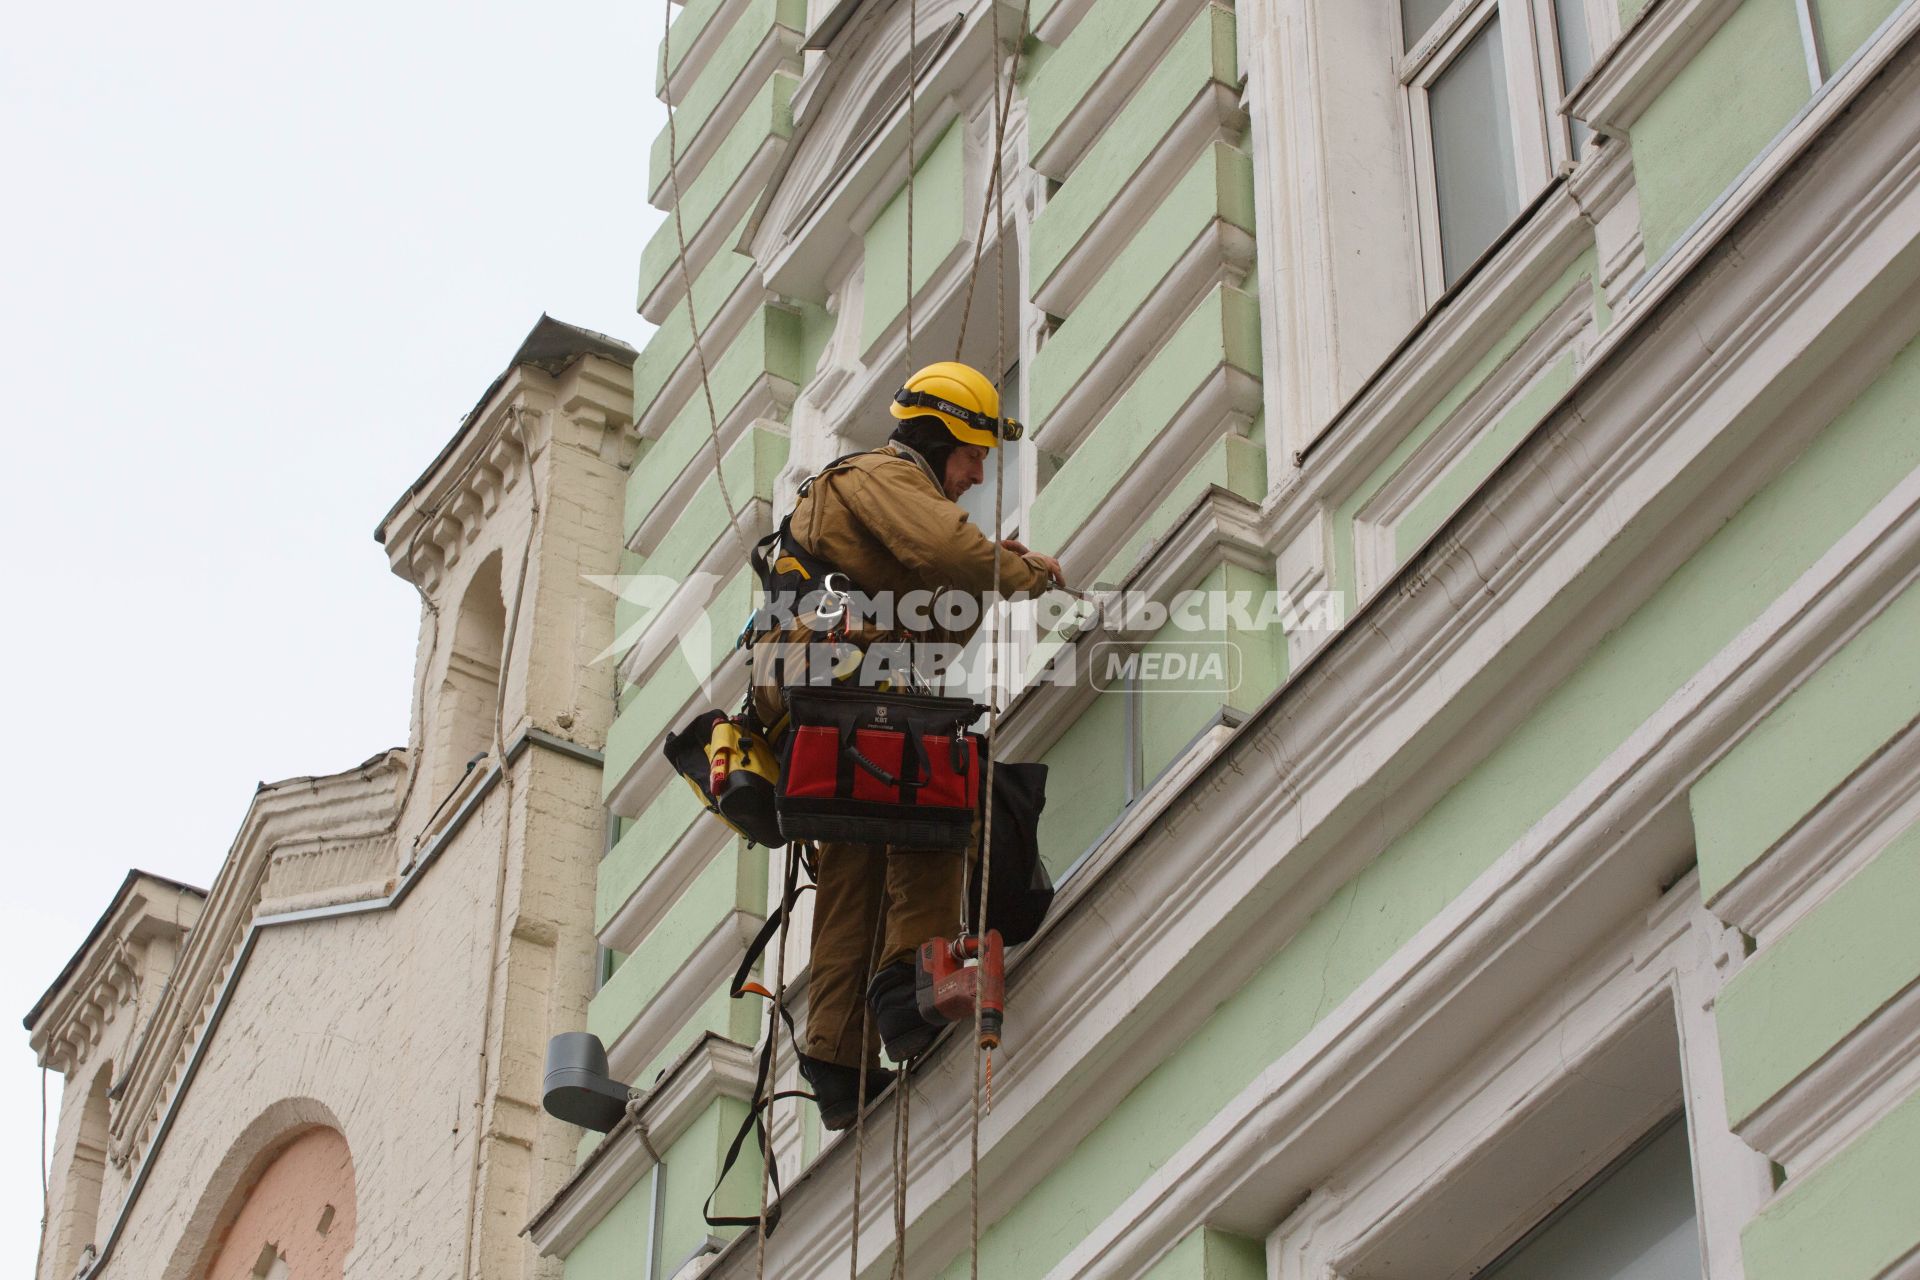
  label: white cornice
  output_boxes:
[643,125,797,325]
[606,656,750,822]
[525,1034,757,1258]
[651,23,804,207]
[628,408,787,560]
[1031,82,1247,316]
[1709,717,1920,945]
[635,271,772,441]
[616,518,766,692]
[1277,185,1589,517]
[599,807,738,956]
[1738,978,1920,1177]
[997,486,1267,762]
[689,48,1920,1276]
[605,910,767,1085]
[1029,0,1213,180]
[27,878,203,1077]
[658,0,753,107]
[110,753,407,1166]
[1031,221,1255,459]
[1563,0,1746,138]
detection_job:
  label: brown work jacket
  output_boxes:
[786,442,1051,629]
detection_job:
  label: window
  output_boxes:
[948,361,1038,704]
[1401,0,1605,289]
[1270,879,1771,1280]
[1478,1115,1702,1280]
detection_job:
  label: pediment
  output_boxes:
[751,0,1009,305]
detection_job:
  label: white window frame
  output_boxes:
[1269,877,1773,1280]
[1398,0,1612,298]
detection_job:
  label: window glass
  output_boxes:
[1553,0,1597,156]
[1402,0,1456,49]
[1429,16,1520,285]
[1478,1118,1702,1280]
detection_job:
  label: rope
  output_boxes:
[969,7,1030,1275]
[954,4,1026,360]
[904,0,918,377]
[755,853,795,1279]
[890,1070,914,1280]
[662,0,754,565]
[849,906,889,1278]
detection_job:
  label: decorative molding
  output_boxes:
[658,0,754,107]
[604,911,768,1085]
[1566,136,1646,313]
[997,485,1267,763]
[754,2,998,307]
[26,877,202,1078]
[109,753,408,1166]
[1031,219,1255,459]
[1709,716,1920,945]
[1281,183,1589,495]
[1273,900,1693,1280]
[598,804,738,956]
[616,509,772,692]
[525,1034,757,1258]
[605,653,750,822]
[1029,0,1213,180]
[1351,285,1592,599]
[1052,364,1261,595]
[1620,0,1920,306]
[634,268,771,441]
[642,122,797,325]
[1031,83,1248,317]
[627,401,788,559]
[650,22,805,207]
[1738,977,1920,1178]
[1564,0,1748,138]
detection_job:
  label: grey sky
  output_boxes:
[0,0,666,1264]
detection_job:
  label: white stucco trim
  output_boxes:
[605,911,769,1084]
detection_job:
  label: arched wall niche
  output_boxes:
[49,1059,113,1279]
[433,549,507,800]
[161,1098,356,1280]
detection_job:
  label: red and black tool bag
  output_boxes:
[777,685,986,850]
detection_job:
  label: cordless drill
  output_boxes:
[915,930,1006,1049]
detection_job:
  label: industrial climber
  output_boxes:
[749,360,1064,1129]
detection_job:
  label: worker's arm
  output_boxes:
[840,459,1055,596]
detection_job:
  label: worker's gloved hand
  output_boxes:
[1002,539,1066,589]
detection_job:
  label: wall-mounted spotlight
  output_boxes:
[542,1032,630,1132]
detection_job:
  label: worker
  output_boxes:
[750,361,1063,1129]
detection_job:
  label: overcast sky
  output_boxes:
[0,0,665,1264]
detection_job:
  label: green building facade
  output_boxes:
[528,1,1920,1277]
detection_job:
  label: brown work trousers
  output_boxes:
[753,625,975,1070]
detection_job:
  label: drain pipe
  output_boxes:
[633,1114,666,1280]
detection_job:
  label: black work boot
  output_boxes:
[868,961,941,1062]
[797,1053,889,1131]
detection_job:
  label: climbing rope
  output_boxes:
[891,1069,914,1280]
[754,851,795,1278]
[970,5,1031,1276]
[662,0,754,566]
[904,0,919,378]
[954,2,1028,361]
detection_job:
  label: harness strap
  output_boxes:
[705,843,812,1235]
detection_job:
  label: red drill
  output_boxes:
[915,930,1006,1049]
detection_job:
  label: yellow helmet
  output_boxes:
[890,361,1024,448]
